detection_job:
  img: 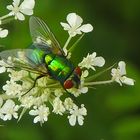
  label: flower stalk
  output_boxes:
[84,79,114,86]
[63,36,72,55]
[0,14,11,21]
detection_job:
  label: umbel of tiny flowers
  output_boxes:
[0,13,135,127]
[60,13,93,55]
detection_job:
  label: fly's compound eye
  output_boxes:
[63,80,74,89]
[74,66,82,76]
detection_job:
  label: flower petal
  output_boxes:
[68,115,76,126]
[16,12,25,20]
[34,116,40,123]
[60,22,70,30]
[20,9,33,15]
[80,87,88,94]
[20,0,35,9]
[0,29,8,38]
[78,24,93,33]
[6,5,13,10]
[13,0,20,6]
[93,56,105,67]
[118,61,126,75]
[29,110,38,116]
[78,115,84,125]
[121,76,134,86]
[67,13,83,28]
[75,15,83,28]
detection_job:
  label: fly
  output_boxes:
[0,16,82,94]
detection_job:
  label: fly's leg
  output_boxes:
[22,75,45,96]
[62,84,80,106]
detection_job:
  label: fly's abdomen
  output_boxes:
[45,54,74,83]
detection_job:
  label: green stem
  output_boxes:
[69,34,85,52]
[47,83,61,88]
[1,17,14,25]
[63,36,72,55]
[0,14,11,21]
[85,63,117,82]
[84,79,114,86]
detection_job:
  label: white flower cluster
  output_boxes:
[0,0,35,38]
[0,63,88,126]
[0,13,135,126]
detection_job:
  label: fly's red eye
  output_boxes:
[74,66,82,76]
[63,80,74,89]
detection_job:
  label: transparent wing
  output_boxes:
[0,49,48,75]
[29,16,65,56]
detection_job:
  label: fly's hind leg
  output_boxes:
[22,75,45,96]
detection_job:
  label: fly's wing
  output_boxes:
[29,16,65,56]
[0,49,48,75]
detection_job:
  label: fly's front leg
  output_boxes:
[22,75,45,96]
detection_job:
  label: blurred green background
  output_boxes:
[0,0,140,140]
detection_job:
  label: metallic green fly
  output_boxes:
[0,16,82,93]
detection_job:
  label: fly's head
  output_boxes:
[63,66,82,89]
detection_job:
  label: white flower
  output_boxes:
[52,97,65,115]
[60,13,93,37]
[64,98,74,110]
[54,89,63,97]
[0,28,8,38]
[2,80,22,96]
[68,104,87,126]
[69,86,88,97]
[20,96,35,108]
[78,52,105,70]
[7,0,35,21]
[8,69,28,81]
[29,105,50,123]
[111,61,134,86]
[0,99,19,121]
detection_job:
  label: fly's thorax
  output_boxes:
[44,54,74,83]
[44,53,55,65]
